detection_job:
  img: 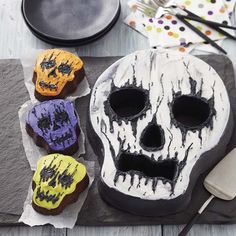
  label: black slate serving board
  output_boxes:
[0,55,236,226]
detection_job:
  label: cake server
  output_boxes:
[179,148,236,236]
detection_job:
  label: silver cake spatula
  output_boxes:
[179,148,236,236]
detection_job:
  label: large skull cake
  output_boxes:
[88,50,233,216]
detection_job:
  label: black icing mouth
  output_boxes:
[50,129,74,146]
[39,80,58,90]
[36,187,61,204]
[116,152,178,181]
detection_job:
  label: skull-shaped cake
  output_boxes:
[26,99,80,155]
[88,50,233,216]
[32,153,89,215]
[33,49,85,101]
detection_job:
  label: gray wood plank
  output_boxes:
[0,226,66,236]
[68,226,162,236]
[163,224,236,236]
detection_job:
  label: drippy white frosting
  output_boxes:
[89,49,230,200]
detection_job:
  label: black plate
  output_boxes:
[21,2,121,46]
[22,0,120,44]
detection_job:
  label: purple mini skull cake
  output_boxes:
[26,99,80,155]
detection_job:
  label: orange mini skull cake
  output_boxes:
[33,49,85,101]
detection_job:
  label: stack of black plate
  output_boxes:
[21,0,120,46]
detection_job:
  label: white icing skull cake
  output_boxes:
[88,50,233,216]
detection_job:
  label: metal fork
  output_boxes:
[151,0,171,7]
[130,1,157,18]
[130,0,172,18]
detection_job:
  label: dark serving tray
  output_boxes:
[0,55,236,226]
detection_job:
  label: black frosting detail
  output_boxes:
[31,107,37,118]
[58,163,77,189]
[40,54,56,71]
[104,54,151,136]
[100,118,107,134]
[40,157,62,184]
[39,80,58,91]
[113,151,183,193]
[117,131,125,150]
[40,157,57,182]
[100,126,116,163]
[112,135,193,193]
[140,115,165,152]
[158,74,165,109]
[53,121,60,131]
[37,113,51,133]
[189,77,197,95]
[129,172,135,191]
[36,187,62,204]
[48,171,59,188]
[93,87,98,108]
[48,67,57,78]
[131,119,138,138]
[166,128,173,158]
[149,51,157,73]
[54,106,70,125]
[114,171,126,186]
[50,128,73,147]
[58,61,72,75]
[169,74,216,145]
[137,175,142,188]
[104,79,151,136]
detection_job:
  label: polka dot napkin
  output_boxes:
[124,0,236,53]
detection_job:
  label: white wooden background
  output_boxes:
[0,0,236,235]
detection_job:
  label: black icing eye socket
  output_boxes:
[40,167,55,181]
[40,58,56,70]
[172,95,211,128]
[58,63,72,75]
[109,88,147,118]
[37,116,51,130]
[58,174,73,188]
[55,111,69,123]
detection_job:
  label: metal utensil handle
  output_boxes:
[180,8,236,40]
[182,11,236,30]
[175,14,227,54]
[178,212,201,236]
[178,195,215,236]
[206,23,236,41]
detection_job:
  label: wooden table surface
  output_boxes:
[1,0,236,235]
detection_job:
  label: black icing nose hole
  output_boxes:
[140,124,164,151]
[172,95,210,127]
[109,88,147,118]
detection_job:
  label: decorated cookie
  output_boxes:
[33,49,85,101]
[32,154,89,215]
[26,99,80,155]
[88,49,233,216]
